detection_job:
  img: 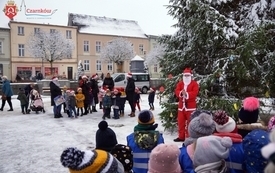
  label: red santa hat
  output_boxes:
[52,76,58,81]
[82,75,87,79]
[92,74,98,79]
[150,87,154,91]
[113,88,118,92]
[183,68,192,75]
[77,87,82,92]
[127,73,132,78]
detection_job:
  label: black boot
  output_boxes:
[99,102,103,109]
[92,106,97,112]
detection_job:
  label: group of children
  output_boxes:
[101,86,156,120]
[60,97,275,173]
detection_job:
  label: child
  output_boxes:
[119,87,126,117]
[62,85,68,113]
[148,88,155,111]
[68,90,77,118]
[112,88,121,119]
[17,88,29,114]
[98,87,105,109]
[134,87,141,112]
[75,88,85,116]
[64,90,71,116]
[102,89,112,120]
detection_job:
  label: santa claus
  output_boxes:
[174,68,199,142]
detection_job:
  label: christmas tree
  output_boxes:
[158,0,275,131]
[77,60,84,79]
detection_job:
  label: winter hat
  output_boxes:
[96,121,118,152]
[190,110,212,121]
[81,75,87,79]
[268,116,275,132]
[113,88,118,93]
[110,144,133,172]
[148,143,182,173]
[92,74,98,79]
[127,73,132,78]
[238,97,260,123]
[60,148,122,173]
[77,87,82,92]
[52,76,58,81]
[150,87,154,91]
[70,90,75,95]
[261,129,275,173]
[138,110,155,125]
[213,110,237,133]
[193,136,232,168]
[183,68,192,75]
[2,75,7,80]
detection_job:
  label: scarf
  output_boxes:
[53,80,60,87]
[134,124,157,132]
[213,132,243,143]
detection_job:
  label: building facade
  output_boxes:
[68,13,149,77]
[0,28,11,79]
[147,35,163,78]
[9,21,78,81]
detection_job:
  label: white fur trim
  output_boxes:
[52,77,58,81]
[101,153,114,172]
[78,150,94,168]
[215,117,236,133]
[82,75,87,79]
[93,75,98,79]
[261,143,275,159]
[127,74,132,78]
[179,90,184,98]
[186,92,189,99]
[183,72,191,75]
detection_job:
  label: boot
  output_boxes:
[99,102,103,109]
[92,106,97,112]
[54,114,61,118]
[120,113,124,117]
[129,112,135,117]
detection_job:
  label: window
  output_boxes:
[114,74,125,82]
[0,41,2,54]
[84,41,89,52]
[96,41,101,53]
[83,60,90,71]
[18,44,25,57]
[18,26,24,35]
[50,29,56,33]
[96,60,102,71]
[132,74,150,81]
[107,61,113,71]
[139,44,144,54]
[153,64,158,72]
[34,27,40,34]
[66,30,72,39]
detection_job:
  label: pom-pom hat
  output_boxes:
[60,148,121,173]
[213,110,237,133]
[92,74,98,79]
[238,97,260,123]
[138,110,155,125]
[82,75,87,79]
[194,136,232,168]
[110,144,133,172]
[52,76,58,81]
[148,143,182,173]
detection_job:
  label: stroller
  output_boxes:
[27,89,46,114]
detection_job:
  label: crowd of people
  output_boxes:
[60,104,275,173]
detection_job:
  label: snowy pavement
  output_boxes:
[0,94,178,173]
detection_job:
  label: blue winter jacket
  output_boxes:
[225,143,244,173]
[179,146,194,173]
[127,131,164,173]
[2,80,13,97]
[242,129,269,173]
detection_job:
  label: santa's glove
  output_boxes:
[148,123,158,130]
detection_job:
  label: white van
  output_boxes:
[99,73,150,94]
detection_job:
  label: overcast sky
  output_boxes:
[0,0,177,35]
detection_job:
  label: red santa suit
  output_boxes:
[174,68,199,141]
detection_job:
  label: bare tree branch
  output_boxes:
[27,30,74,62]
[100,37,134,64]
[145,43,166,66]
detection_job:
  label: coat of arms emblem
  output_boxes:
[3,0,19,20]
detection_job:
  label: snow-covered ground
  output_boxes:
[0,94,178,173]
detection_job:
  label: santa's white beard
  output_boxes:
[183,77,191,85]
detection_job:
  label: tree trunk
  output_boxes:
[116,62,124,72]
[50,61,54,75]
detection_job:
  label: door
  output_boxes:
[114,74,126,87]
[67,67,73,80]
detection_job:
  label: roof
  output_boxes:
[131,55,144,61]
[68,13,148,38]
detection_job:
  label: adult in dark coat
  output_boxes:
[24,83,34,97]
[125,73,136,117]
[50,77,62,118]
[90,74,99,112]
[79,75,90,115]
[103,73,114,91]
